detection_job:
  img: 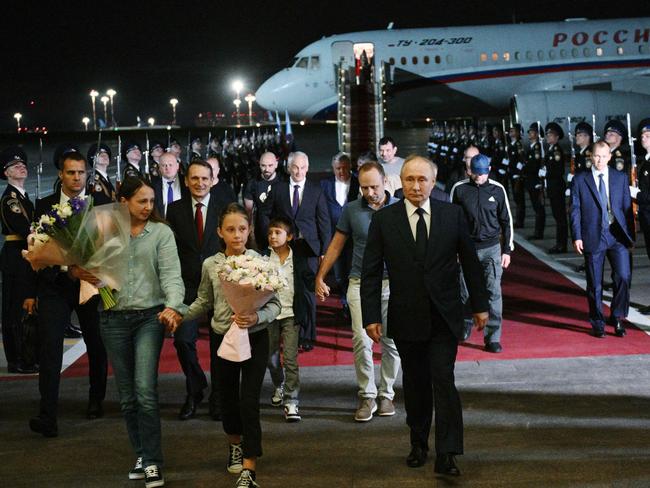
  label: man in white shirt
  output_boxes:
[154,152,185,217]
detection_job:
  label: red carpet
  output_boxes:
[56,245,650,379]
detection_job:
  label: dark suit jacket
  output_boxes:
[166,195,223,303]
[361,198,489,341]
[266,179,332,256]
[570,169,635,253]
[152,176,190,217]
[210,179,237,209]
[320,175,359,234]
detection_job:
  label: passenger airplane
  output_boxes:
[255,17,650,128]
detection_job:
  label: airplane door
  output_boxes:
[331,41,355,69]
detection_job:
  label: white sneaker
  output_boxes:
[284,404,301,422]
[271,386,283,407]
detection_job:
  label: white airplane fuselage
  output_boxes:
[255,17,650,124]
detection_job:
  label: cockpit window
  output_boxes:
[296,57,309,69]
[287,57,298,68]
[310,56,320,70]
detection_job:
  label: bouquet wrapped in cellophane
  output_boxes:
[22,198,131,309]
[216,253,286,362]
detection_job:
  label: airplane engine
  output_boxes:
[511,91,650,134]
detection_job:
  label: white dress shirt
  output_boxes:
[192,193,210,232]
[335,178,350,207]
[404,198,431,240]
[162,177,182,206]
[289,178,306,205]
[592,165,614,224]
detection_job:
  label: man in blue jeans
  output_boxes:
[451,153,514,352]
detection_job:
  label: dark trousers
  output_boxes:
[640,216,650,262]
[214,329,269,459]
[526,184,546,237]
[174,319,208,397]
[584,224,631,331]
[1,243,32,366]
[37,278,106,423]
[511,177,526,226]
[209,326,221,410]
[547,180,568,247]
[292,239,317,343]
[394,323,463,455]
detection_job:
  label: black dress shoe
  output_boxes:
[406,445,428,468]
[86,400,104,419]
[7,362,19,374]
[484,342,503,353]
[64,324,82,338]
[611,320,626,337]
[29,416,58,437]
[548,245,567,254]
[208,402,222,421]
[462,320,473,342]
[593,329,606,338]
[638,305,650,315]
[299,340,314,352]
[603,281,614,291]
[434,454,461,476]
[527,234,543,240]
[16,363,39,374]
[179,393,203,420]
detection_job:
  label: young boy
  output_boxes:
[266,216,306,422]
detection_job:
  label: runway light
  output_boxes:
[299,120,305,126]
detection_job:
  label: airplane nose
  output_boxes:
[256,70,297,112]
[255,76,280,111]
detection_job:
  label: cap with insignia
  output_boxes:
[637,118,650,137]
[545,122,564,140]
[87,142,112,162]
[122,141,142,158]
[191,136,202,144]
[0,146,28,180]
[168,138,181,148]
[510,123,523,133]
[528,122,542,134]
[150,140,165,152]
[53,143,80,169]
[604,119,626,140]
[575,121,593,138]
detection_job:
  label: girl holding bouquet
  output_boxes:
[99,177,186,488]
[181,203,280,488]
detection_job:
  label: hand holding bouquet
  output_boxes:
[22,198,131,309]
[216,253,286,362]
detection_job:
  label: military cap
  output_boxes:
[122,141,141,158]
[53,143,80,169]
[603,119,626,140]
[510,123,523,133]
[0,146,28,180]
[638,118,650,137]
[168,138,181,148]
[528,122,542,134]
[150,140,165,152]
[191,136,202,144]
[545,122,564,140]
[87,142,112,162]
[575,121,593,137]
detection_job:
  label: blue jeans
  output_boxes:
[100,306,165,467]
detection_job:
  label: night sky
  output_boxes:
[3,0,649,132]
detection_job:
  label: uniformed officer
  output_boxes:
[0,147,37,374]
[632,118,650,314]
[122,141,144,180]
[491,125,509,192]
[478,123,494,160]
[604,120,631,176]
[168,138,183,161]
[86,143,116,206]
[190,136,203,161]
[524,123,545,240]
[149,140,165,179]
[544,122,568,253]
[508,124,527,228]
[573,122,594,174]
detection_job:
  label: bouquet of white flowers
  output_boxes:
[22,199,131,309]
[215,253,286,362]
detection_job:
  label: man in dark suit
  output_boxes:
[265,151,331,351]
[207,155,237,209]
[152,151,189,217]
[570,140,635,338]
[244,152,283,250]
[361,155,488,476]
[167,160,224,421]
[320,152,359,315]
[30,152,108,437]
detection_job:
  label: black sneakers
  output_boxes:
[128,457,145,480]
[235,469,259,487]
[227,443,243,474]
[144,465,164,487]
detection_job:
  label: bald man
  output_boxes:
[244,152,283,249]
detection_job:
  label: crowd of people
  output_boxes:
[1,116,650,486]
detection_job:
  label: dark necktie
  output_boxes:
[292,184,300,216]
[167,181,174,205]
[195,202,204,246]
[598,174,609,228]
[415,207,428,262]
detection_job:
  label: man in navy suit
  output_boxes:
[570,140,635,338]
[166,161,224,420]
[361,155,488,476]
[152,152,189,217]
[265,151,331,351]
[320,153,359,315]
